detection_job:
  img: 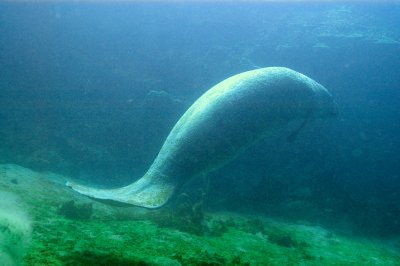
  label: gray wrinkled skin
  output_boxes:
[67,67,336,208]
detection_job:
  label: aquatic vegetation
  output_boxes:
[0,165,399,265]
[241,218,266,234]
[150,192,208,236]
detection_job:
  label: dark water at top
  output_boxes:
[0,2,399,237]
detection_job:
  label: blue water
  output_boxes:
[0,2,399,237]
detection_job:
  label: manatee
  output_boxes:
[67,67,337,208]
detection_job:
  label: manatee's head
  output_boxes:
[312,84,338,119]
[274,67,338,119]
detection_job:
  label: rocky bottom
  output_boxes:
[0,164,399,266]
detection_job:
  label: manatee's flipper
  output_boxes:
[66,175,175,209]
[287,110,312,143]
[287,118,308,143]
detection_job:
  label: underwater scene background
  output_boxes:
[0,1,400,265]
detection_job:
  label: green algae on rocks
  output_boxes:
[0,164,399,265]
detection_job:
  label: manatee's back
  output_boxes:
[148,67,327,182]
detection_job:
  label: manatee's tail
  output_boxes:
[66,175,175,209]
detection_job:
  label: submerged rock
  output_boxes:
[57,200,93,220]
[0,191,31,266]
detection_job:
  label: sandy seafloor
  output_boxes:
[0,164,399,266]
